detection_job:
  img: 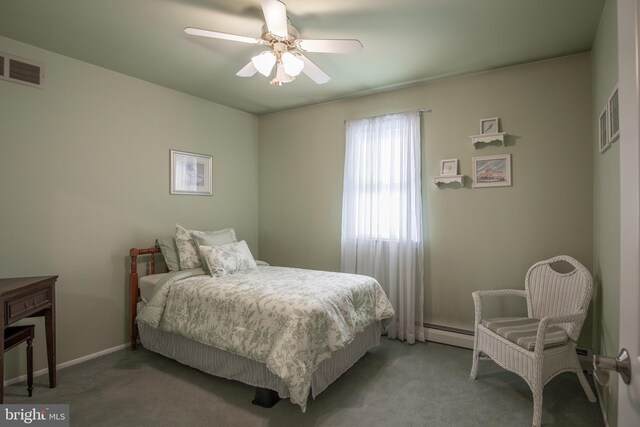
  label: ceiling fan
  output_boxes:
[184,0,363,86]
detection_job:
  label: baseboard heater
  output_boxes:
[423,323,474,349]
[423,323,593,372]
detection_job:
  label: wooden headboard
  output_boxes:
[129,243,164,350]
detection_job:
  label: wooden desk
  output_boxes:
[0,276,57,403]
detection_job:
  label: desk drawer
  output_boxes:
[6,289,51,323]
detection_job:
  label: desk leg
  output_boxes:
[27,336,33,397]
[44,307,56,388]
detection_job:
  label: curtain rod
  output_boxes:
[408,108,432,114]
[344,109,432,124]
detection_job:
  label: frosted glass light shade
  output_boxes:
[281,52,304,77]
[273,62,294,83]
[251,52,276,76]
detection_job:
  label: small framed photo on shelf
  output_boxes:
[170,149,213,195]
[480,117,499,135]
[599,105,610,154]
[472,154,511,188]
[608,85,619,143]
[440,159,459,176]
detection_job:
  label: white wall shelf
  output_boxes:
[470,132,506,147]
[433,175,465,187]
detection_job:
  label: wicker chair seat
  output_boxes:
[482,317,568,351]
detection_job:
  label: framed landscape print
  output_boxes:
[472,154,511,188]
[170,150,212,195]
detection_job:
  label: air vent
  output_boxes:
[576,347,593,373]
[0,52,44,88]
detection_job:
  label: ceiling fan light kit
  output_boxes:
[184,0,362,86]
[272,62,294,86]
[281,52,303,77]
[251,51,276,77]
[250,43,304,86]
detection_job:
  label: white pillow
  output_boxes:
[199,240,257,277]
[191,228,237,247]
[175,224,238,270]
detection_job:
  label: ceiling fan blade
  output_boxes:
[236,62,258,77]
[184,27,262,45]
[299,54,330,84]
[297,39,363,54]
[260,0,288,38]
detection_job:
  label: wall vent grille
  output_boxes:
[0,52,44,88]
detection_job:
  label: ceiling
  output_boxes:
[0,0,604,115]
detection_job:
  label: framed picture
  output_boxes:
[472,154,511,188]
[599,105,610,154]
[480,117,499,135]
[170,150,212,195]
[440,159,459,176]
[608,85,620,143]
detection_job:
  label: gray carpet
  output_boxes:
[4,339,603,426]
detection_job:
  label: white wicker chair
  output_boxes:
[470,255,597,427]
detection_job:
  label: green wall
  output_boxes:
[0,36,259,378]
[0,27,602,396]
[591,0,620,424]
[259,54,593,342]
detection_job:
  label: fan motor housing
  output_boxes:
[260,22,299,47]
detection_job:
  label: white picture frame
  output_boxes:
[440,159,459,176]
[472,154,511,188]
[170,149,213,195]
[608,85,620,143]
[480,117,499,135]
[599,105,611,154]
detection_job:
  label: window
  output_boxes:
[341,112,421,242]
[340,111,425,343]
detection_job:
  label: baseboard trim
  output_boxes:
[3,343,128,387]
[424,326,474,349]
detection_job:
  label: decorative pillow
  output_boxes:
[199,240,257,277]
[157,237,180,271]
[191,228,237,247]
[190,228,238,273]
[175,224,202,269]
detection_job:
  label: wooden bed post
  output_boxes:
[129,244,163,351]
[129,248,140,351]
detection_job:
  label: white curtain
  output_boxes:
[341,111,424,344]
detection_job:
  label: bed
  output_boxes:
[129,244,394,411]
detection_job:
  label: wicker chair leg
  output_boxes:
[532,388,543,427]
[576,368,597,402]
[470,327,480,380]
[470,347,479,380]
